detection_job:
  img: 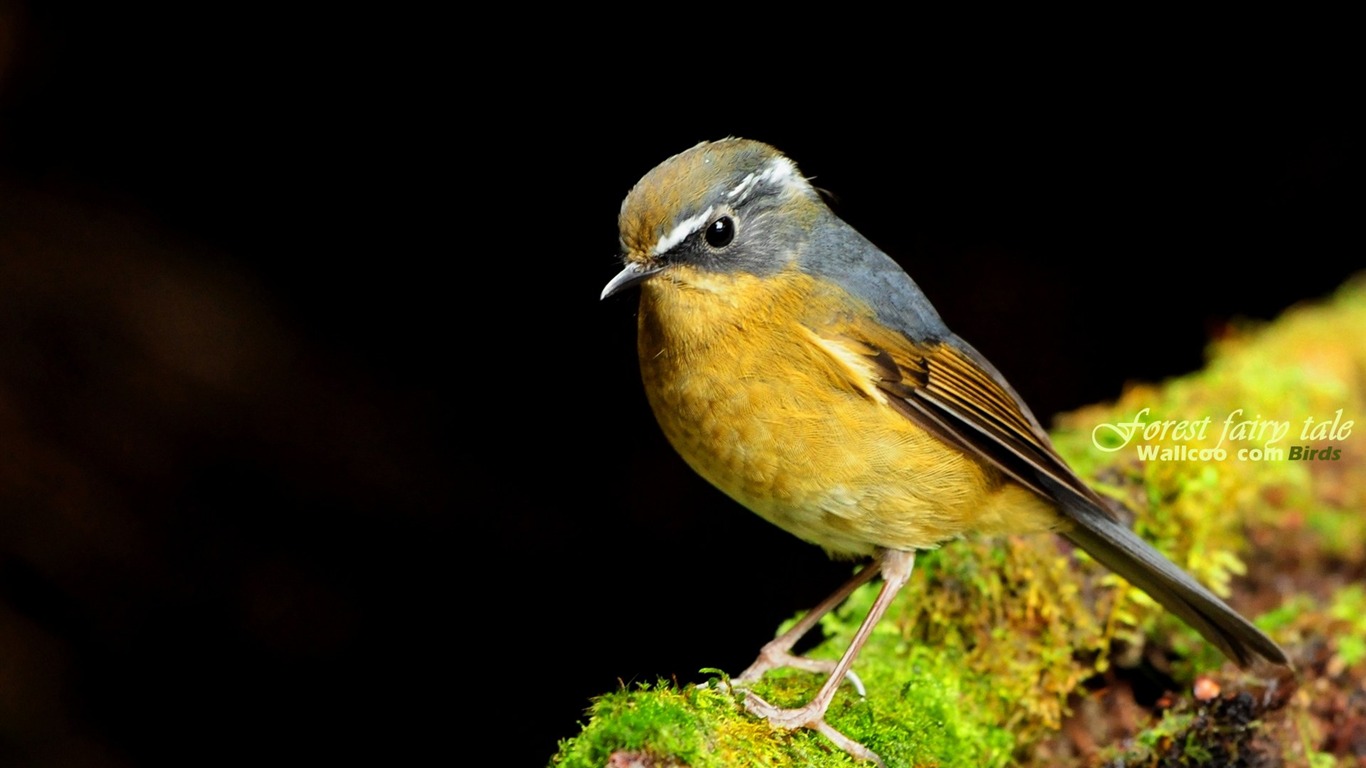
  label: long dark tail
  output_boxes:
[1054,488,1287,667]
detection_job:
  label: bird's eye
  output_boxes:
[704,216,735,248]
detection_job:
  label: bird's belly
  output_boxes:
[639,325,1001,557]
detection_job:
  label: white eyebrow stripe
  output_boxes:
[726,156,801,204]
[652,205,714,255]
[727,172,758,200]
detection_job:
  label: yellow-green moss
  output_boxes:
[553,275,1366,767]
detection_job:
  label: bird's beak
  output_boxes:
[600,261,663,300]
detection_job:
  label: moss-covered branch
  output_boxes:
[555,275,1366,768]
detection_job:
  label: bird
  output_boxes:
[601,137,1288,764]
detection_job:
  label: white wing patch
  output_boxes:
[803,327,890,405]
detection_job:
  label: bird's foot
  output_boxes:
[743,690,885,767]
[733,648,866,697]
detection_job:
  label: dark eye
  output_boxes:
[704,216,735,248]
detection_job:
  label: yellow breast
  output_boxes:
[635,265,1050,557]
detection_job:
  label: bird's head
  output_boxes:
[602,138,827,300]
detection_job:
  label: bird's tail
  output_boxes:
[1054,487,1287,668]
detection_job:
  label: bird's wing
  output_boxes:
[815,317,1288,667]
[821,321,1117,518]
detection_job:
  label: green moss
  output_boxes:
[552,681,814,768]
[1102,692,1275,767]
[1052,276,1366,668]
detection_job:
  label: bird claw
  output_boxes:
[743,691,886,767]
[723,553,913,766]
[734,649,867,697]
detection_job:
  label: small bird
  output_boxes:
[601,138,1287,764]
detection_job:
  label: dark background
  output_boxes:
[0,5,1359,765]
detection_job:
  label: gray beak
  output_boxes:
[600,262,663,300]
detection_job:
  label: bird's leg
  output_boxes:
[742,549,915,767]
[733,554,883,695]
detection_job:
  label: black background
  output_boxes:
[0,6,1359,765]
